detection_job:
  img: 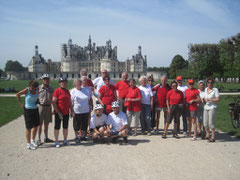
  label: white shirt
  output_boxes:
[71,88,90,114]
[82,86,93,98]
[90,113,108,129]
[106,111,128,131]
[177,84,188,96]
[138,84,153,105]
[93,77,115,92]
[198,89,206,108]
[204,87,219,110]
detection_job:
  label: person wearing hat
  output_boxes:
[90,104,108,142]
[16,80,40,150]
[37,74,54,145]
[176,76,188,135]
[197,80,206,138]
[185,79,201,140]
[52,77,73,148]
[106,101,128,143]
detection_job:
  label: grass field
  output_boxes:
[0,95,240,137]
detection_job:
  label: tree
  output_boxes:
[169,55,188,79]
[4,60,26,72]
[0,68,5,78]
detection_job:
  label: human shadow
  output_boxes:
[214,131,240,142]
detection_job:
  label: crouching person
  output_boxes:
[90,104,108,143]
[106,101,128,143]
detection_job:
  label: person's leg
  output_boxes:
[209,109,217,140]
[151,103,156,129]
[62,115,69,141]
[140,104,146,133]
[26,129,31,143]
[32,126,38,141]
[43,106,52,141]
[54,114,61,143]
[43,122,49,139]
[126,111,132,132]
[163,110,168,129]
[145,104,152,134]
[188,117,192,136]
[182,108,187,133]
[192,116,197,138]
[38,122,43,140]
[156,110,160,130]
[203,109,210,139]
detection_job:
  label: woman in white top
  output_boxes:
[138,76,153,135]
[203,78,220,142]
[71,79,91,143]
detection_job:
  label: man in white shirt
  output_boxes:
[106,101,128,143]
[176,76,188,135]
[90,104,108,143]
[93,69,115,95]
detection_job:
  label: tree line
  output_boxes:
[169,33,240,81]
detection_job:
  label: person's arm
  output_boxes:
[119,125,127,132]
[114,89,117,101]
[166,99,171,114]
[94,128,100,135]
[150,96,153,110]
[97,93,104,106]
[16,88,28,109]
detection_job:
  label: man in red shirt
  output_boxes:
[152,76,171,134]
[185,79,200,140]
[162,81,184,139]
[115,72,129,113]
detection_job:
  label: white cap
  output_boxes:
[42,73,49,79]
[111,101,120,108]
[198,80,204,84]
[94,104,104,110]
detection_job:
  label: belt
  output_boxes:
[40,104,51,106]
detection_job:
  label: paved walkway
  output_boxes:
[0,113,240,180]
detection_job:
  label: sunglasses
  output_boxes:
[188,83,194,85]
[104,79,110,81]
[102,72,107,74]
[148,80,153,82]
[172,85,177,87]
[207,81,213,84]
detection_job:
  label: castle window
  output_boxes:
[60,74,62,77]
[138,74,140,78]
[88,74,91,79]
[96,74,98,77]
[54,74,56,78]
[78,74,80,78]
[132,74,134,78]
[66,74,68,78]
[36,74,38,78]
[119,74,121,78]
[72,74,74,78]
[114,74,116,78]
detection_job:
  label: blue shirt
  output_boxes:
[25,88,38,109]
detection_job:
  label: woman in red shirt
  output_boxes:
[98,76,117,115]
[125,79,142,136]
[162,81,184,139]
[52,77,73,148]
[185,79,200,140]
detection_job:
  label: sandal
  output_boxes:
[162,133,167,139]
[208,138,215,143]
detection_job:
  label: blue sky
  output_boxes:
[0,0,240,70]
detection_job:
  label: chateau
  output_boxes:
[7,36,166,80]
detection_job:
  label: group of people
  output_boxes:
[16,69,220,150]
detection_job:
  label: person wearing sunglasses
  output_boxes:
[185,79,201,140]
[98,76,117,115]
[162,81,184,139]
[16,80,40,150]
[203,77,220,142]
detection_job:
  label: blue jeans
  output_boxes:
[140,104,151,132]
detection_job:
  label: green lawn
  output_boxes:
[0,80,74,92]
[0,95,240,137]
[0,97,24,127]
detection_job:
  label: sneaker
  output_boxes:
[147,132,152,136]
[75,138,80,144]
[123,137,128,143]
[31,140,38,148]
[63,140,70,146]
[173,134,180,139]
[55,142,60,148]
[142,131,146,135]
[191,137,197,141]
[44,138,54,143]
[183,132,187,137]
[27,143,36,150]
[133,130,137,136]
[153,129,158,135]
[37,139,42,146]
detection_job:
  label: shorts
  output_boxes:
[126,111,140,127]
[73,113,89,131]
[24,108,40,129]
[167,105,182,124]
[186,110,197,118]
[110,128,128,136]
[197,107,204,123]
[39,105,52,123]
[155,107,167,111]
[203,108,217,129]
[54,113,69,130]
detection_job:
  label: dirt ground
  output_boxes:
[0,113,240,180]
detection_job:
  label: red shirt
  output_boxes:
[115,80,130,99]
[125,87,142,112]
[53,88,71,115]
[86,79,94,87]
[185,88,199,111]
[99,85,116,105]
[153,84,170,108]
[166,89,184,105]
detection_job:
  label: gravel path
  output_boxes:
[0,113,240,180]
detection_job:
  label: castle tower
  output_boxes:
[138,46,142,55]
[88,35,92,48]
[35,45,38,56]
